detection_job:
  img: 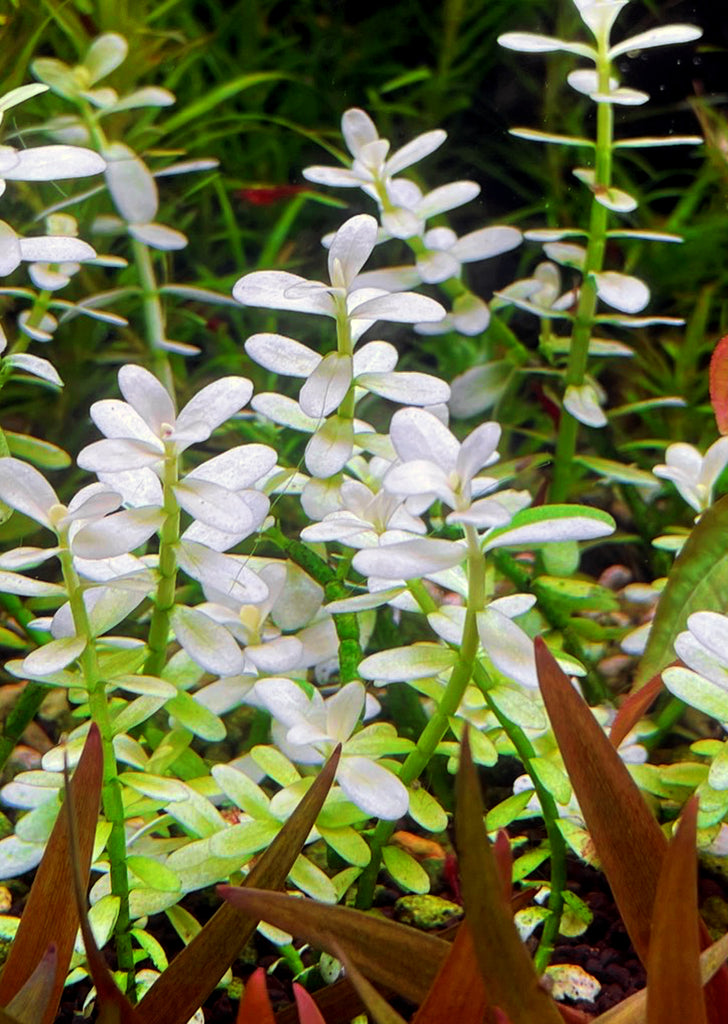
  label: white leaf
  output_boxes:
[0,457,58,527]
[358,371,450,406]
[23,635,86,676]
[663,666,728,723]
[386,129,446,175]
[353,538,465,578]
[594,272,649,313]
[128,223,187,250]
[18,236,95,262]
[498,31,597,58]
[170,605,245,675]
[72,507,164,558]
[327,214,378,287]
[174,478,255,533]
[6,353,63,386]
[103,142,158,222]
[609,25,702,60]
[85,32,128,82]
[305,417,354,478]
[0,570,63,597]
[233,270,334,316]
[6,146,105,181]
[245,333,320,377]
[184,444,277,490]
[477,608,537,688]
[176,377,253,437]
[359,643,456,682]
[337,757,409,820]
[299,353,352,419]
[563,383,608,427]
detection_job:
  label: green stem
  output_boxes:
[549,38,614,503]
[143,447,180,677]
[131,238,175,393]
[471,662,567,973]
[356,527,484,909]
[57,537,134,989]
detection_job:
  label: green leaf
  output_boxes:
[5,431,70,470]
[663,667,728,724]
[318,826,371,867]
[289,854,337,902]
[636,494,728,688]
[161,72,290,133]
[359,644,456,682]
[483,504,615,551]
[382,845,430,894]
[164,692,226,741]
[251,744,301,787]
[407,788,448,833]
[127,855,182,893]
[136,747,341,1024]
[485,790,535,831]
[574,454,660,488]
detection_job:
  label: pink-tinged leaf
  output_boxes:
[136,747,341,1024]
[219,887,448,1005]
[236,968,275,1024]
[293,983,333,1024]
[710,334,728,435]
[455,729,563,1024]
[609,674,663,750]
[411,922,489,1024]
[535,639,728,1024]
[3,945,57,1024]
[326,941,408,1024]
[646,798,706,1024]
[0,725,102,1024]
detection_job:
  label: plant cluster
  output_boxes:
[0,1,727,1021]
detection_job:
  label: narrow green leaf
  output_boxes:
[136,747,341,1024]
[455,730,562,1024]
[161,72,289,133]
[636,495,728,688]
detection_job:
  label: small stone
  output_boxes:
[393,894,463,930]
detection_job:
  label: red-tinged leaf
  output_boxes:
[219,887,448,1005]
[0,724,102,1024]
[0,1010,21,1024]
[3,945,56,1024]
[710,334,728,434]
[609,674,662,750]
[535,638,666,961]
[391,831,447,860]
[412,921,488,1024]
[556,1008,592,1024]
[493,830,513,903]
[535,640,728,1024]
[646,798,706,1024]
[326,940,408,1024]
[136,747,341,1024]
[293,984,334,1024]
[63,753,141,1024]
[455,729,563,1024]
[237,968,275,1024]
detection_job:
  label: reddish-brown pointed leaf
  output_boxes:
[535,638,666,961]
[219,886,448,1005]
[535,640,728,1023]
[64,752,141,1024]
[646,797,706,1024]
[237,968,275,1024]
[609,674,662,750]
[455,729,562,1024]
[3,945,57,1024]
[136,746,341,1024]
[412,921,488,1024]
[0,724,102,1023]
[292,984,330,1024]
[710,334,728,434]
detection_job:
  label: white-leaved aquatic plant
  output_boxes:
[0,2,717,1006]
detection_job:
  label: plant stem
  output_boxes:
[57,538,135,989]
[131,238,175,393]
[143,446,180,677]
[471,661,567,973]
[356,527,484,909]
[549,38,613,503]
